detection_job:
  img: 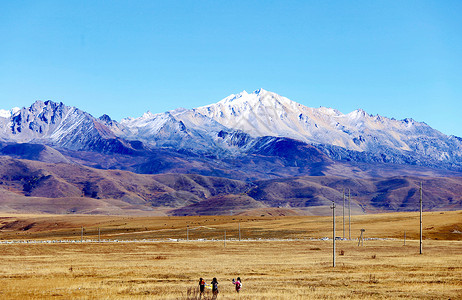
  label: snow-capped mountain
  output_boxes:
[118,108,235,154]
[115,88,462,169]
[1,89,461,172]
[196,89,460,162]
[0,100,137,153]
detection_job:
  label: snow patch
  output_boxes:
[0,107,20,118]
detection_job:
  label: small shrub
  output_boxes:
[310,247,321,251]
[339,249,345,256]
[368,274,378,284]
[154,256,167,260]
[371,254,376,259]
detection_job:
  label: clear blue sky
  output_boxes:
[1,0,461,136]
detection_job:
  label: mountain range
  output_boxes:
[0,89,461,215]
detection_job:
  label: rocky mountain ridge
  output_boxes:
[1,90,461,172]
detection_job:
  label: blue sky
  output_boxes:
[1,0,461,136]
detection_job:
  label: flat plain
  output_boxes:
[0,210,461,299]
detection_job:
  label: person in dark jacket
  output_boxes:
[211,277,219,297]
[199,277,206,295]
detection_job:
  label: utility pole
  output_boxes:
[420,182,423,254]
[343,189,345,240]
[404,230,406,246]
[331,200,336,268]
[187,225,189,241]
[98,227,101,242]
[348,189,351,240]
[81,226,83,243]
[224,230,226,248]
[238,222,241,241]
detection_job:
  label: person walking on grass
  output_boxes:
[232,277,242,293]
[211,277,219,298]
[199,277,206,296]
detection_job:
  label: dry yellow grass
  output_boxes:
[0,211,461,299]
[0,240,461,299]
[1,210,461,241]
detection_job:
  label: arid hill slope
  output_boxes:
[0,156,461,215]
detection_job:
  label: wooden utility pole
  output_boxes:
[98,227,101,242]
[420,182,423,254]
[404,230,406,246]
[238,222,241,241]
[187,225,189,241]
[81,226,83,242]
[348,189,351,240]
[224,230,226,248]
[331,200,336,267]
[342,189,345,240]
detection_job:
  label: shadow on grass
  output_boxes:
[182,287,217,300]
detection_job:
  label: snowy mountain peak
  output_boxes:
[346,108,369,120]
[0,100,124,151]
[142,111,156,119]
[254,88,267,95]
[99,114,112,123]
[212,89,297,110]
[0,107,20,118]
[196,89,309,138]
[215,90,249,105]
[28,100,46,114]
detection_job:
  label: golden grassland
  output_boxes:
[0,210,461,299]
[1,210,461,241]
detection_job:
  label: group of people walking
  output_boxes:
[199,277,241,297]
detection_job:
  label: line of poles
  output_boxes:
[81,226,101,242]
[332,188,351,268]
[77,183,425,269]
[332,183,423,267]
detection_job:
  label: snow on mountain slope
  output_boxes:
[83,88,462,165]
[0,107,20,118]
[120,111,179,139]
[195,89,461,163]
[1,90,461,169]
[0,101,132,152]
[197,88,365,148]
[196,89,379,149]
[119,107,243,154]
[196,89,313,141]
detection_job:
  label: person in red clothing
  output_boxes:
[198,277,206,295]
[232,277,242,293]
